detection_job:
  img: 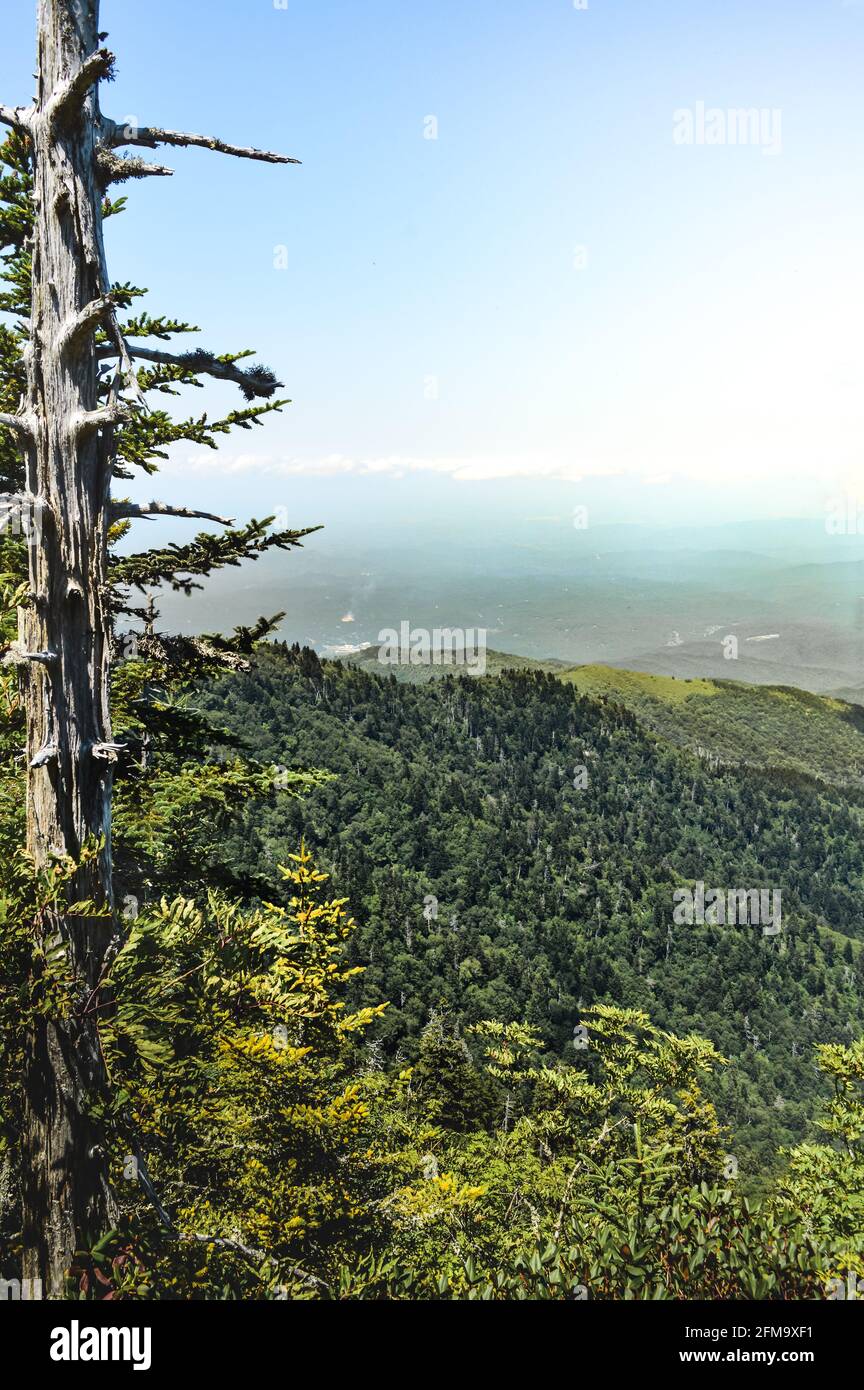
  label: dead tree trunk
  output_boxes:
[15,0,120,1296]
[0,0,297,1296]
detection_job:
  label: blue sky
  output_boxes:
[2,0,864,538]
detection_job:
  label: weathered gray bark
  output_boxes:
[17,0,120,1297]
[0,0,296,1297]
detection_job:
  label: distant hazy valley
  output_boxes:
[148,514,864,700]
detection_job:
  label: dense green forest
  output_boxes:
[195,645,864,1180]
[348,645,864,791]
[4,615,864,1297]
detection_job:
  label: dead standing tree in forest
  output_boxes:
[0,0,297,1294]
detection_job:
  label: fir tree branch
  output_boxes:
[111,519,319,594]
[100,346,283,400]
[116,399,290,473]
[133,630,252,673]
[201,612,287,656]
[118,314,201,341]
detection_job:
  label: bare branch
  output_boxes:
[105,332,149,414]
[129,1144,329,1293]
[105,118,300,166]
[0,102,34,132]
[47,49,115,128]
[91,741,126,762]
[59,295,114,355]
[0,412,37,442]
[30,743,58,769]
[61,299,149,414]
[110,500,234,526]
[74,402,130,437]
[1,646,57,668]
[181,1235,329,1292]
[133,1151,175,1231]
[96,149,174,186]
[99,345,283,399]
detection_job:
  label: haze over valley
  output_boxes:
[149,509,864,699]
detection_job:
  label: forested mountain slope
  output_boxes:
[348,647,864,791]
[199,644,864,1177]
[561,667,864,792]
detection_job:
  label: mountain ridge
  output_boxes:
[344,646,864,791]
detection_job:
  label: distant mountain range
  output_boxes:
[147,516,864,696]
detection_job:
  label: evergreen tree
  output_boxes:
[0,0,311,1292]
